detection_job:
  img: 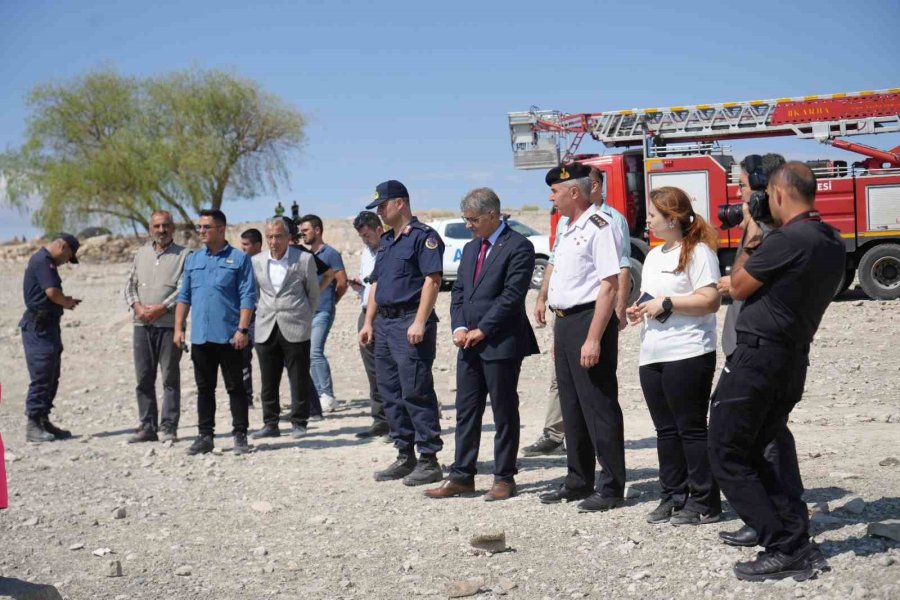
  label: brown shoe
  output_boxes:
[424,479,476,499]
[484,479,517,502]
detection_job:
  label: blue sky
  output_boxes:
[1,0,899,240]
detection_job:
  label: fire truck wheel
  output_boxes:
[531,258,550,290]
[834,267,855,298]
[628,257,643,305]
[858,244,900,300]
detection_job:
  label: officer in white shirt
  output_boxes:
[538,162,626,513]
[350,211,389,440]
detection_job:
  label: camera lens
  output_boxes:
[717,204,744,230]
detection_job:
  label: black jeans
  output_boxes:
[639,351,720,515]
[708,340,810,554]
[255,324,311,427]
[191,342,249,436]
[133,326,182,431]
[358,310,386,426]
[554,311,624,498]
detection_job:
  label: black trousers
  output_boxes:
[241,325,255,406]
[358,310,386,426]
[191,342,249,436]
[639,351,720,515]
[450,354,522,483]
[255,324,311,427]
[554,310,625,498]
[708,340,809,554]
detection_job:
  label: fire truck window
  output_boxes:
[445,223,474,239]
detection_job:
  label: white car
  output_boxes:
[426,217,551,289]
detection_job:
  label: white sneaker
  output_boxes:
[320,394,337,412]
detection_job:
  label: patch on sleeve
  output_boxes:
[425,236,439,250]
[589,214,609,229]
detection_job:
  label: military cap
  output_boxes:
[545,163,591,186]
[366,180,409,209]
[58,232,80,264]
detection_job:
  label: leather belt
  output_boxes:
[737,333,809,353]
[550,302,595,318]
[377,301,419,319]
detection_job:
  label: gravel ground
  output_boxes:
[0,258,898,600]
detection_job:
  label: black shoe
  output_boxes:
[402,454,443,487]
[40,416,72,440]
[522,434,564,457]
[355,423,390,439]
[26,417,55,444]
[127,426,158,444]
[291,424,307,438]
[719,525,759,547]
[733,550,813,582]
[374,453,417,482]
[160,425,178,443]
[309,413,324,422]
[233,432,250,455]
[670,508,721,526]
[250,424,281,439]
[646,497,681,524]
[539,485,592,504]
[186,435,214,455]
[577,493,624,513]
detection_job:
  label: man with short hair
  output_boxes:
[20,234,82,443]
[709,162,844,581]
[358,180,445,486]
[537,163,626,513]
[299,214,348,413]
[124,210,190,443]
[425,188,539,501]
[239,228,263,408]
[250,218,320,439]
[350,211,389,440]
[174,209,257,456]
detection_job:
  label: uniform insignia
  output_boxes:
[425,236,439,250]
[559,167,570,180]
[589,214,609,229]
[402,225,412,235]
[226,258,235,264]
[373,191,380,200]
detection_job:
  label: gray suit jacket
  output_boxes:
[252,246,320,344]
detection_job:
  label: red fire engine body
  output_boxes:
[514,89,900,300]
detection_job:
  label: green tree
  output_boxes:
[0,69,305,233]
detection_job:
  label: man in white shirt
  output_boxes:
[350,211,389,440]
[537,163,626,513]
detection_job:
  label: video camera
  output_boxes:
[718,154,773,229]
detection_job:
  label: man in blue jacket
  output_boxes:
[425,188,539,501]
[174,209,257,456]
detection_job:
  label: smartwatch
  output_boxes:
[662,297,674,313]
[238,327,249,335]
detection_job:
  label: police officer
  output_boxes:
[358,180,445,486]
[20,233,81,443]
[708,162,844,582]
[537,163,626,513]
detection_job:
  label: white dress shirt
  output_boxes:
[547,205,621,310]
[359,245,377,307]
[267,250,290,293]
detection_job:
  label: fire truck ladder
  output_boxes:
[509,88,900,168]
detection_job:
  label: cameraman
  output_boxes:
[708,162,844,582]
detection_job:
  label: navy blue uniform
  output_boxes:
[370,218,444,454]
[19,248,66,418]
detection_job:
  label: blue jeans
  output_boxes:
[310,309,335,398]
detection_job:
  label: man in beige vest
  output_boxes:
[250,218,320,439]
[124,210,190,443]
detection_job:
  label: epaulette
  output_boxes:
[589,214,609,229]
[410,220,431,232]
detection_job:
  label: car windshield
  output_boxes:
[506,220,539,237]
[445,223,473,239]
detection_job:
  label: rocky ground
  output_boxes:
[0,224,898,599]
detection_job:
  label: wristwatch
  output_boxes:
[662,297,674,313]
[238,327,249,335]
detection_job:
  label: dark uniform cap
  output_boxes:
[366,180,409,209]
[545,163,591,186]
[58,233,80,264]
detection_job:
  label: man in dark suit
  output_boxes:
[425,188,539,501]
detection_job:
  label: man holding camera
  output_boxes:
[708,162,844,582]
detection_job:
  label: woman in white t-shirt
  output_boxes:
[626,186,722,526]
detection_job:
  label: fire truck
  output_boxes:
[508,88,900,300]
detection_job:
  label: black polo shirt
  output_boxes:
[736,212,844,346]
[22,248,64,318]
